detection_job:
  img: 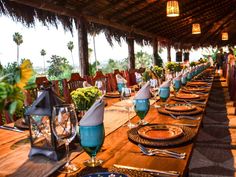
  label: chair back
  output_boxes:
[35,76,49,89]
[67,73,86,92]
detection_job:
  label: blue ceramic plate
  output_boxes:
[83,172,128,177]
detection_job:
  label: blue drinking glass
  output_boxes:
[173,79,181,92]
[117,83,125,93]
[181,76,187,85]
[159,87,170,102]
[133,99,150,125]
[187,73,192,81]
[79,123,105,167]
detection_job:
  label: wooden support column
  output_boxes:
[167,44,171,62]
[152,38,158,65]
[127,37,135,69]
[78,16,89,76]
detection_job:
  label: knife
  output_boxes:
[0,125,24,133]
[113,164,180,176]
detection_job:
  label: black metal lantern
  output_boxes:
[25,86,65,161]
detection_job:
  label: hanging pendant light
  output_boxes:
[192,23,201,34]
[166,0,180,17]
[222,32,228,40]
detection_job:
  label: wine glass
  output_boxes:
[133,99,150,125]
[173,79,181,94]
[51,104,79,173]
[79,123,105,167]
[159,87,170,102]
[95,80,106,96]
[121,87,137,128]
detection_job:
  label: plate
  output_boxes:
[138,125,183,140]
[82,172,128,177]
[165,104,196,112]
[182,87,206,92]
[187,82,209,87]
[176,93,200,99]
[105,92,120,98]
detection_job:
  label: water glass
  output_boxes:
[133,99,150,125]
[159,87,170,102]
[79,123,105,167]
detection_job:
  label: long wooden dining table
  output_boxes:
[0,68,213,177]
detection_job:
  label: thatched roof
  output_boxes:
[1,0,236,48]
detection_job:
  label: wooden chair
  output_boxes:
[93,71,108,93]
[67,73,86,92]
[35,76,49,89]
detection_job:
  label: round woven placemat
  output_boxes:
[14,118,29,130]
[128,124,197,147]
[170,96,206,102]
[158,106,203,116]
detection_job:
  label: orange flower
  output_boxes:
[16,59,33,89]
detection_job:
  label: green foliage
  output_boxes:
[175,63,182,72]
[102,58,128,74]
[135,50,152,68]
[156,53,163,67]
[198,58,208,63]
[202,48,218,62]
[190,61,197,67]
[47,55,72,80]
[142,71,152,82]
[71,86,101,110]
[165,62,176,72]
[2,62,20,85]
[67,41,74,52]
[89,61,100,76]
[152,66,163,78]
[13,32,23,46]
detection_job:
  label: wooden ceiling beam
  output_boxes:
[9,0,155,38]
[76,0,97,12]
[144,0,231,33]
[94,0,124,17]
[107,0,145,20]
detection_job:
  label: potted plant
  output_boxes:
[70,86,101,118]
[151,66,163,85]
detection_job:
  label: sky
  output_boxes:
[0,15,204,68]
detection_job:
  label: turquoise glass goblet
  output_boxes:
[79,123,105,167]
[173,79,181,92]
[133,99,150,125]
[181,76,187,85]
[159,87,170,102]
[117,83,125,93]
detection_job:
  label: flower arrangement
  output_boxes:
[0,59,33,116]
[70,86,101,110]
[165,62,177,72]
[152,66,163,78]
[199,58,208,63]
[190,61,197,67]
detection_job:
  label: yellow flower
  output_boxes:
[16,59,33,89]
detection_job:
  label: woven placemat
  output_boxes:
[181,88,210,93]
[158,106,203,116]
[14,118,29,130]
[74,166,153,177]
[170,96,206,102]
[128,124,197,147]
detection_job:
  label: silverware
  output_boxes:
[183,100,206,105]
[0,125,24,133]
[169,113,200,120]
[138,144,186,157]
[113,164,180,176]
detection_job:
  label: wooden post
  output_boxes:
[127,37,135,69]
[152,38,158,65]
[167,44,171,62]
[78,16,89,76]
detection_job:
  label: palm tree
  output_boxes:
[40,49,46,73]
[67,41,75,69]
[13,32,23,65]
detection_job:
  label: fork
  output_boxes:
[169,113,200,120]
[138,144,186,159]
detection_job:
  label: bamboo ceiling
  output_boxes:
[1,0,236,48]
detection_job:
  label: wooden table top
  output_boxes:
[0,69,213,177]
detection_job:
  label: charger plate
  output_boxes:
[171,95,206,102]
[165,104,196,112]
[181,87,208,92]
[158,106,203,116]
[187,81,209,86]
[176,93,200,99]
[128,124,197,147]
[138,125,183,140]
[105,92,120,98]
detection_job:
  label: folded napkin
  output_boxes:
[182,71,189,78]
[83,81,92,88]
[160,80,171,87]
[116,74,127,84]
[80,98,105,126]
[134,81,151,99]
